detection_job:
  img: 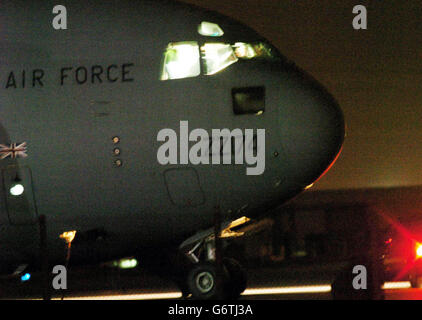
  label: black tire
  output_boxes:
[223,258,247,299]
[187,262,226,300]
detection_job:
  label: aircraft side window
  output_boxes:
[160,42,200,81]
[232,86,265,115]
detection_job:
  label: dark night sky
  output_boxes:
[181,0,422,190]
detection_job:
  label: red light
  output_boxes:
[385,238,392,244]
[416,243,422,258]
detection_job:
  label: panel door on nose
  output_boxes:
[164,168,205,207]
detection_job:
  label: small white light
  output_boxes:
[10,184,24,196]
[118,258,138,269]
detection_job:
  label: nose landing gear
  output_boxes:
[182,236,247,300]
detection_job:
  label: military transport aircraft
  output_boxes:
[0,0,344,299]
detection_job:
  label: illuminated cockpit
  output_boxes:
[160,22,278,81]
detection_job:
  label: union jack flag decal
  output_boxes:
[0,142,28,160]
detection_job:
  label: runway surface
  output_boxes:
[45,283,422,300]
[1,263,421,300]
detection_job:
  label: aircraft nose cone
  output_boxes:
[279,67,345,186]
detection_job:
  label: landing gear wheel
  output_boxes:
[223,258,247,299]
[187,262,227,300]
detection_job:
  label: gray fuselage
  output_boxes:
[0,0,344,271]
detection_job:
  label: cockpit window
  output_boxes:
[200,42,277,76]
[233,42,276,60]
[160,40,278,80]
[160,42,200,81]
[198,22,224,37]
[200,43,238,75]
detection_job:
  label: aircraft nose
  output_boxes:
[278,67,345,186]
